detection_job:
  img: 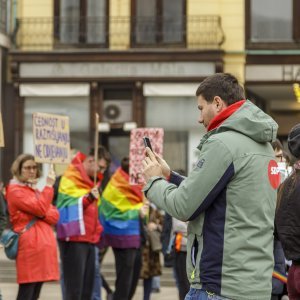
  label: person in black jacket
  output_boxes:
[161,212,174,268]
[0,182,7,236]
[271,140,288,300]
[276,124,300,300]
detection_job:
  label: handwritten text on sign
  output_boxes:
[33,112,70,164]
[129,128,164,185]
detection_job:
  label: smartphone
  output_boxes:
[143,137,153,151]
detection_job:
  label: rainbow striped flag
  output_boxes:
[56,152,93,239]
[100,167,143,248]
[272,270,287,284]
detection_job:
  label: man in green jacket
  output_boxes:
[142,73,279,300]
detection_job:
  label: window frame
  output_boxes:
[54,0,109,48]
[246,0,300,49]
[130,0,186,48]
[0,0,7,34]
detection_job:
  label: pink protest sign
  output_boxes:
[129,128,164,185]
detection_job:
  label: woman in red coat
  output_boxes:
[6,154,59,300]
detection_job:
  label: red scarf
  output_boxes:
[207,100,246,132]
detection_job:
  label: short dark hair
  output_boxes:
[271,139,284,151]
[89,145,111,165]
[121,157,129,174]
[196,73,245,106]
[282,150,291,165]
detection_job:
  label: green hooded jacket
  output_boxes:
[143,100,279,300]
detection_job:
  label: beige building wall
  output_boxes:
[188,0,220,15]
[187,0,221,50]
[220,0,245,83]
[18,0,131,50]
[16,0,245,82]
[17,0,53,50]
[188,0,245,83]
[19,0,53,17]
[109,0,131,49]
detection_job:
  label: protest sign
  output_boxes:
[129,128,164,185]
[0,112,4,147]
[33,112,70,164]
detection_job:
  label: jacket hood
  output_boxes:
[199,100,278,149]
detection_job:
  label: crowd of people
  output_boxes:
[0,72,299,300]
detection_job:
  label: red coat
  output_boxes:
[6,181,59,284]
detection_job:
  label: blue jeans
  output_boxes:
[92,247,102,300]
[152,276,160,290]
[185,288,230,300]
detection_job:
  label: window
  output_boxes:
[54,0,108,46]
[24,97,90,154]
[251,0,292,42]
[146,96,202,173]
[247,0,300,47]
[132,0,185,46]
[24,96,90,187]
[0,0,7,34]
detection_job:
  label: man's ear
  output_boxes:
[213,96,226,112]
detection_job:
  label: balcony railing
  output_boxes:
[13,16,225,51]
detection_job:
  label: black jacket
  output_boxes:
[272,239,286,294]
[0,192,7,236]
[276,174,300,261]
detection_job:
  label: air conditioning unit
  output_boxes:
[102,100,132,123]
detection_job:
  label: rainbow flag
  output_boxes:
[56,152,93,239]
[100,167,143,248]
[272,270,287,284]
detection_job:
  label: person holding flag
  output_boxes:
[100,156,144,300]
[56,146,110,300]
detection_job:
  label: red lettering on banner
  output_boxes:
[268,160,281,189]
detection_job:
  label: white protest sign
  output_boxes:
[33,112,70,164]
[0,112,4,147]
[129,128,164,185]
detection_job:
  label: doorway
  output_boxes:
[100,128,130,175]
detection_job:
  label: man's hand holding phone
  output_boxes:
[143,137,153,152]
[155,153,171,179]
[142,137,171,182]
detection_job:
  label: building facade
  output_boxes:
[4,0,245,182]
[245,0,300,138]
[0,0,11,182]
